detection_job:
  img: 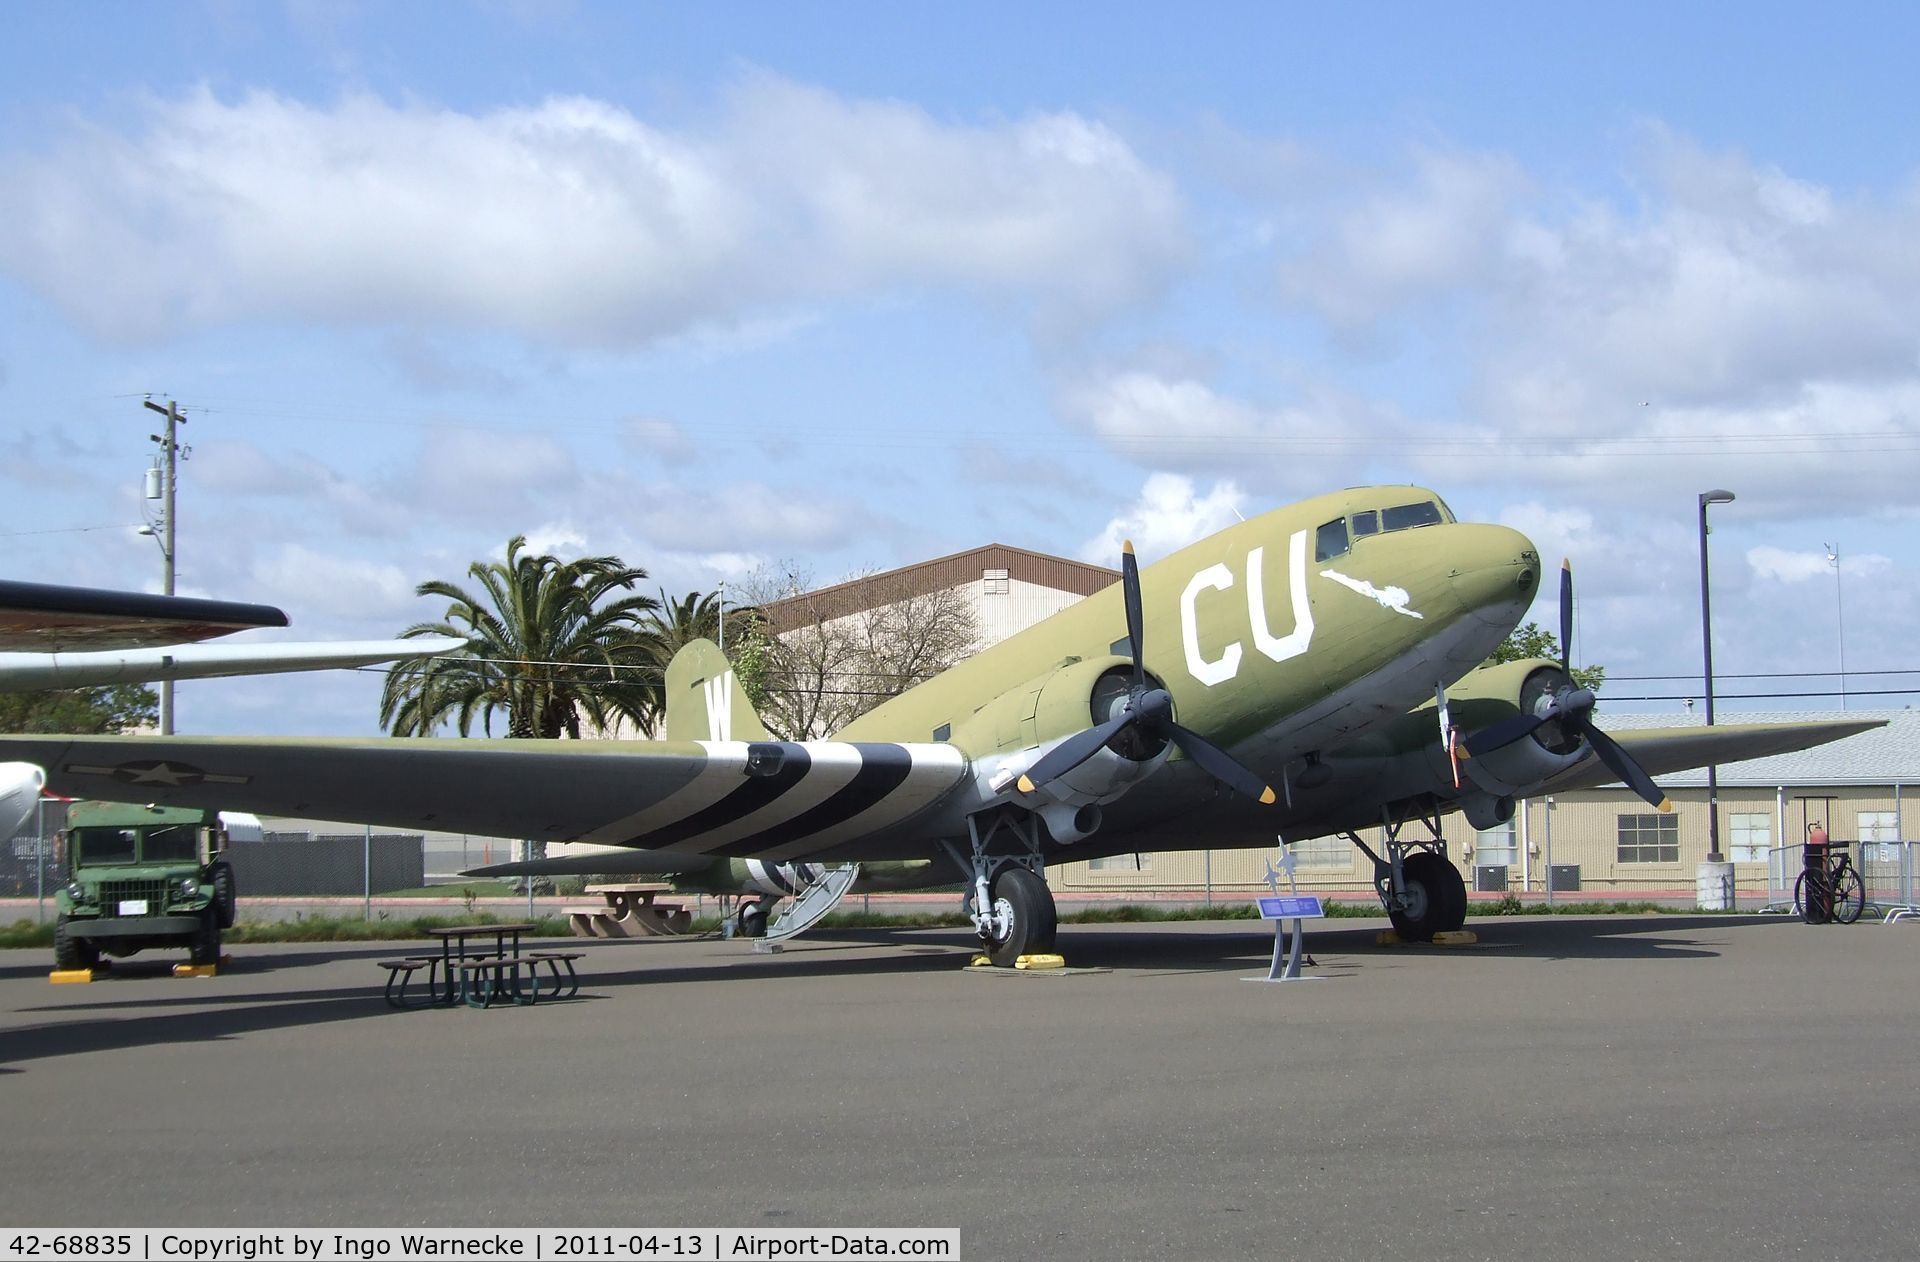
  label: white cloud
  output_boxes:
[249,544,418,624]
[1749,545,1892,584]
[1079,473,1246,564]
[0,77,1187,347]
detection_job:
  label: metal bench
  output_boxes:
[525,950,585,999]
[454,956,539,1009]
[376,958,434,1009]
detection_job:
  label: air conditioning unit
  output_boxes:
[1474,864,1509,893]
[1550,864,1582,892]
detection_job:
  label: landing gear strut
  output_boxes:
[1345,804,1466,942]
[944,810,1058,967]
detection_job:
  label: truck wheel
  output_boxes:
[189,911,222,966]
[209,860,237,929]
[54,916,99,971]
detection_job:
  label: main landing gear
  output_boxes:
[1344,805,1467,942]
[945,810,1058,967]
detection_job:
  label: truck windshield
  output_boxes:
[142,825,199,863]
[75,828,139,864]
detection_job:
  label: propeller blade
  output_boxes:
[1463,711,1546,757]
[1121,540,1144,690]
[1580,720,1671,812]
[1167,721,1277,805]
[1558,558,1573,674]
[1015,710,1134,795]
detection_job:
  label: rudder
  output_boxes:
[664,639,770,742]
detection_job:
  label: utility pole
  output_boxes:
[142,398,185,735]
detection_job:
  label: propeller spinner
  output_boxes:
[1015,542,1278,806]
[1462,560,1671,812]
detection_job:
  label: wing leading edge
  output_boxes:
[0,734,971,861]
[1537,718,1884,795]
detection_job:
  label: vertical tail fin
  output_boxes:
[664,639,770,742]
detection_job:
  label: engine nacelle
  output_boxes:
[1039,801,1104,845]
[1456,665,1591,797]
[1458,790,1515,831]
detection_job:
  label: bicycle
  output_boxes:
[1793,843,1866,924]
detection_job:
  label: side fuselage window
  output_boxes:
[1315,517,1351,562]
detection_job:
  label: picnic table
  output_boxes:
[564,883,692,938]
[378,922,584,1009]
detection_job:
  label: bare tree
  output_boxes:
[733,564,981,739]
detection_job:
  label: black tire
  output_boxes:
[738,901,768,938]
[1832,866,1865,924]
[208,860,237,929]
[53,916,98,971]
[984,866,1056,967]
[189,910,222,966]
[1794,871,1831,923]
[1389,852,1461,942]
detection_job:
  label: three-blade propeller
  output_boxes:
[1015,542,1277,806]
[1462,560,1670,812]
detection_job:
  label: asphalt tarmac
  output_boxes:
[2,914,1914,1260]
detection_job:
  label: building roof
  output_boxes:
[1601,708,1920,786]
[763,543,1119,632]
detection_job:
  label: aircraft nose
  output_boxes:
[1447,524,1540,625]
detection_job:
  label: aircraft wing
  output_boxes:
[0,636,469,692]
[0,734,972,860]
[1536,718,1884,795]
[0,579,288,651]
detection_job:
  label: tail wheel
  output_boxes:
[984,866,1056,967]
[1389,852,1464,942]
[1832,868,1865,924]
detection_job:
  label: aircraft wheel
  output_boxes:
[1389,852,1459,942]
[54,916,98,971]
[738,901,768,938]
[984,866,1055,967]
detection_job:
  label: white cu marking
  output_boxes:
[1320,569,1425,620]
[703,671,735,742]
[1181,529,1315,688]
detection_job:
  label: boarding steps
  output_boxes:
[765,863,860,942]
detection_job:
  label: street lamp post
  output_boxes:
[1698,489,1736,867]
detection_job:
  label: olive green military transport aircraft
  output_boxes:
[0,487,1877,963]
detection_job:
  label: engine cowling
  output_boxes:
[1455,665,1590,796]
[958,656,1176,830]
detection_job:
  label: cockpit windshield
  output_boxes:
[1382,500,1444,531]
[1319,497,1450,561]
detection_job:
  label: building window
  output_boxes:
[1859,811,1899,843]
[1089,853,1150,872]
[1475,820,1518,866]
[1617,813,1679,864]
[982,568,1010,595]
[1729,812,1771,863]
[1288,836,1351,870]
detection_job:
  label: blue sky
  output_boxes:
[3,1,1917,735]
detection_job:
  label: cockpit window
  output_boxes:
[1351,510,1380,538]
[1382,501,1444,532]
[1314,517,1350,562]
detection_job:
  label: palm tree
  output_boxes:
[632,588,767,731]
[380,536,662,739]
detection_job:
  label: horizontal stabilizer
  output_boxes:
[0,636,467,691]
[464,849,714,879]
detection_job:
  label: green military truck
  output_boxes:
[54,801,237,970]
